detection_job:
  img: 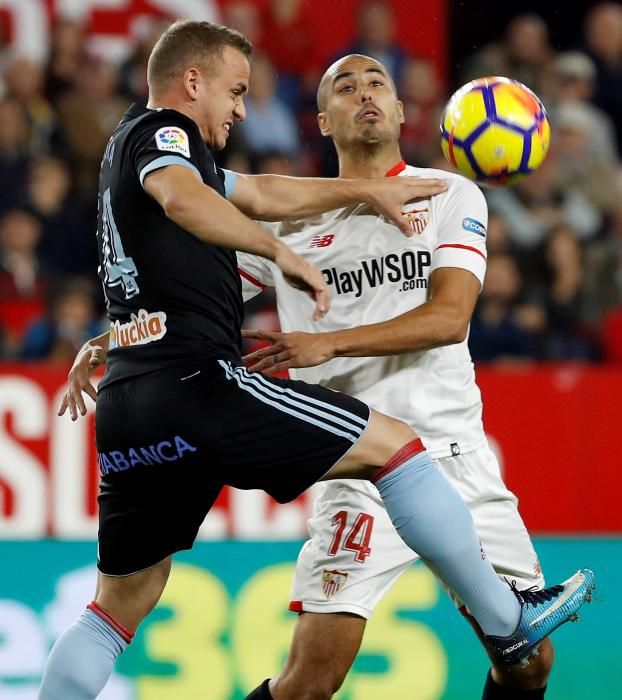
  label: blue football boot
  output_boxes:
[485,568,595,666]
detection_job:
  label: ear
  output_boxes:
[183,67,200,101]
[397,99,405,125]
[317,111,332,137]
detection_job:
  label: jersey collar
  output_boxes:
[385,160,407,177]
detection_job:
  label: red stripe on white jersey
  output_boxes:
[238,267,267,288]
[435,243,487,261]
[385,160,407,177]
[289,600,304,613]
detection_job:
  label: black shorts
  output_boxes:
[95,359,370,575]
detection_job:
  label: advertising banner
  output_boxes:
[0,539,618,699]
[0,365,620,539]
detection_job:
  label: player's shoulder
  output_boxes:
[404,165,486,204]
[403,164,483,196]
[126,107,200,145]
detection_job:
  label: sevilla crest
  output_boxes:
[402,208,429,235]
[322,569,348,599]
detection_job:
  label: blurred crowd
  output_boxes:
[0,0,622,364]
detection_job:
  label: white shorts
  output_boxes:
[289,443,545,619]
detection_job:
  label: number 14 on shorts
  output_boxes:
[328,511,375,563]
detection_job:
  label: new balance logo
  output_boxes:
[309,234,335,248]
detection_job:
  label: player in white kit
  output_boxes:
[240,55,558,700]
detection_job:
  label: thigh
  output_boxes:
[290,480,416,619]
[96,368,224,576]
[209,361,371,503]
[437,445,545,606]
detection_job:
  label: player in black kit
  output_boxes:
[40,21,594,700]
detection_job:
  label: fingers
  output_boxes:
[403,177,448,196]
[241,329,279,342]
[312,286,331,321]
[243,344,281,366]
[58,394,68,417]
[247,353,293,375]
[84,383,97,402]
[89,346,104,367]
[73,387,87,418]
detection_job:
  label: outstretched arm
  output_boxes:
[227,172,447,236]
[243,267,480,374]
[144,165,330,320]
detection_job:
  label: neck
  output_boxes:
[147,96,204,139]
[337,142,404,179]
[148,94,193,119]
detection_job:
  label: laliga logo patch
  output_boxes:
[155,126,190,157]
[402,207,429,235]
[462,217,486,237]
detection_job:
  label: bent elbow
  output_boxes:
[445,319,469,345]
[161,195,192,225]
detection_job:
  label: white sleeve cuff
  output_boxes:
[431,245,487,286]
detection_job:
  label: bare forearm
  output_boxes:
[166,188,281,259]
[241,174,368,220]
[328,302,467,357]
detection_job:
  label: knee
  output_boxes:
[493,639,554,689]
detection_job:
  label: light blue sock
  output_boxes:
[39,609,128,699]
[376,449,520,637]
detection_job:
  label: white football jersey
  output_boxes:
[238,163,488,459]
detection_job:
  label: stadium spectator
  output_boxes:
[486,212,513,256]
[486,156,603,248]
[583,202,622,324]
[26,155,94,278]
[223,1,263,46]
[0,98,32,215]
[552,100,619,214]
[118,16,173,103]
[3,54,62,155]
[334,0,408,85]
[44,18,87,103]
[549,51,619,164]
[260,0,318,108]
[399,56,445,166]
[535,224,598,359]
[239,53,301,162]
[0,209,47,355]
[20,279,104,362]
[582,2,622,152]
[56,55,128,205]
[469,253,545,362]
[461,13,555,97]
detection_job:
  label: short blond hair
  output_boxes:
[147,20,252,94]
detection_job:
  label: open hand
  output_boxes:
[242,329,336,375]
[274,244,331,320]
[58,344,105,420]
[364,176,447,236]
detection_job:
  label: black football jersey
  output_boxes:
[96,104,244,387]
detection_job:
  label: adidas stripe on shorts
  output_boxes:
[95,360,370,576]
